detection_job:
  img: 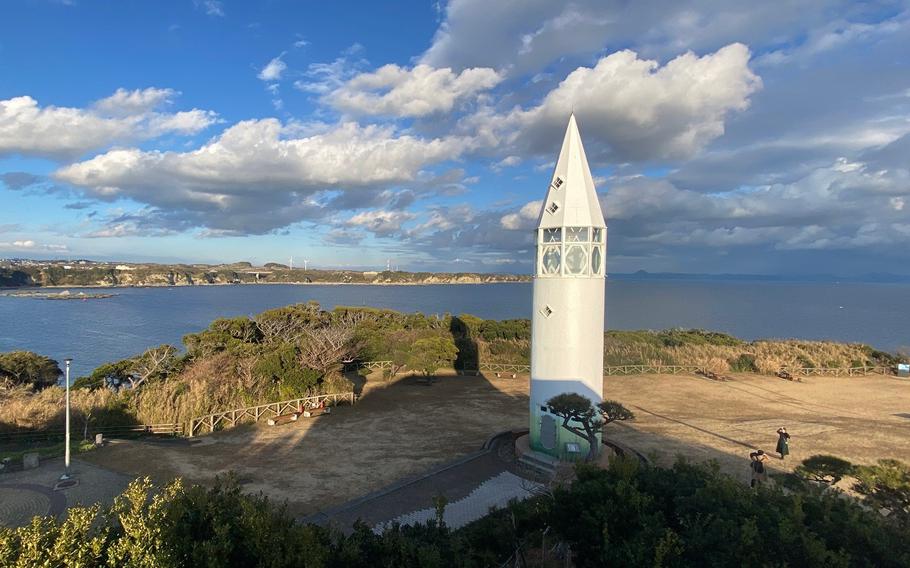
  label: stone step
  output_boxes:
[518,450,558,478]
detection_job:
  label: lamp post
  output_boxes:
[61,358,72,480]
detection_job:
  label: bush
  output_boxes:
[550,458,910,567]
[0,351,62,390]
[853,459,910,527]
[3,461,909,567]
[254,343,321,399]
[728,353,759,372]
[795,455,855,485]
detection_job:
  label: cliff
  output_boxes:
[0,262,529,288]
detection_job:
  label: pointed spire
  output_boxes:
[537,114,605,229]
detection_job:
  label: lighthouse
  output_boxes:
[529,114,607,461]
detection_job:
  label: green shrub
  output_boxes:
[253,343,321,398]
[728,353,759,372]
[0,351,62,390]
[795,454,855,485]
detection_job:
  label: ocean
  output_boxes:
[0,280,907,378]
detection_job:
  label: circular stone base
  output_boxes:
[0,485,62,527]
[54,479,79,491]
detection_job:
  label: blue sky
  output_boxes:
[1,0,908,274]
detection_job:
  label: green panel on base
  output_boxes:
[529,407,600,462]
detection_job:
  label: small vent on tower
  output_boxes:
[550,177,564,190]
[540,305,553,318]
[546,202,560,215]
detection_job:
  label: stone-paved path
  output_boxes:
[0,457,132,528]
[304,431,535,531]
[373,471,541,532]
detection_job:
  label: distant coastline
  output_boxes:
[3,259,909,288]
[0,259,530,289]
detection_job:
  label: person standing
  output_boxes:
[776,427,790,460]
[750,450,769,487]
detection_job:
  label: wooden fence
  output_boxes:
[603,364,705,376]
[0,423,182,445]
[789,366,892,377]
[349,360,899,378]
[187,392,355,437]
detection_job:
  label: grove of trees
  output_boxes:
[3,457,909,567]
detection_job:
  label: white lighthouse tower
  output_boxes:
[529,114,607,460]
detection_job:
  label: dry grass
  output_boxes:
[603,335,886,373]
[0,353,353,432]
[0,386,118,433]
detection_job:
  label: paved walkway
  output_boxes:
[0,457,132,528]
[374,471,541,532]
[304,431,536,531]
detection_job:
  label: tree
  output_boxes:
[79,360,134,392]
[298,323,359,379]
[253,343,321,398]
[854,459,910,527]
[546,394,634,461]
[406,336,458,378]
[254,302,323,344]
[795,455,855,485]
[129,344,179,389]
[0,351,62,390]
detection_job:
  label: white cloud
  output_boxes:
[328,64,502,117]
[756,13,909,67]
[196,0,224,17]
[93,87,176,116]
[258,55,287,82]
[421,0,865,75]
[294,44,367,95]
[478,43,761,161]
[55,120,473,234]
[346,210,417,236]
[500,200,541,229]
[493,155,522,171]
[0,91,218,159]
[0,240,68,252]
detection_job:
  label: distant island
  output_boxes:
[0,259,529,288]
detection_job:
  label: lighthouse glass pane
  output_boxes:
[565,227,589,242]
[592,245,602,274]
[543,228,561,243]
[565,245,587,274]
[541,246,561,274]
[592,228,603,243]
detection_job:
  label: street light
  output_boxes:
[60,358,72,480]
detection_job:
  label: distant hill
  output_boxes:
[611,270,910,283]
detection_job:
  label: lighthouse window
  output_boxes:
[565,227,589,242]
[541,246,561,274]
[592,228,603,243]
[565,245,587,274]
[543,228,561,242]
[552,176,563,189]
[592,245,602,274]
[540,305,553,318]
[546,202,560,214]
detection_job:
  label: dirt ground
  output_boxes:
[603,372,910,482]
[80,372,528,518]
[80,371,910,515]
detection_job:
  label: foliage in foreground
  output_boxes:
[3,458,910,568]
